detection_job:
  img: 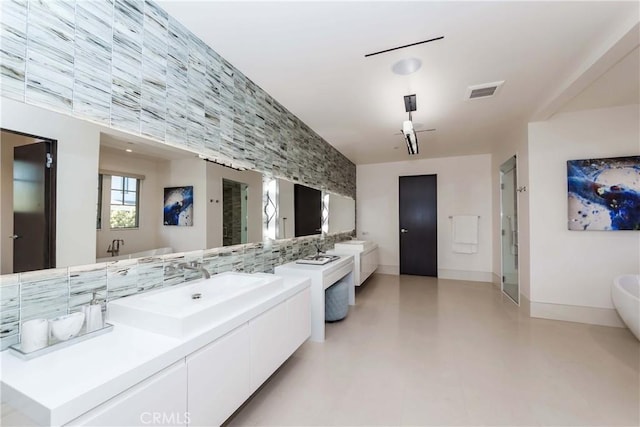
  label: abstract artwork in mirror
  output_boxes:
[567,155,640,231]
[163,186,194,226]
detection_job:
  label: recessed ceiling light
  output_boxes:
[392,58,422,75]
[125,148,132,153]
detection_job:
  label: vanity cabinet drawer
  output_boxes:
[249,302,289,391]
[249,288,311,391]
[186,324,251,427]
[287,287,311,355]
[360,247,378,283]
[66,362,188,427]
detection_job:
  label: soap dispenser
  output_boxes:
[84,292,104,333]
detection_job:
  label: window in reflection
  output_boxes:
[109,175,139,229]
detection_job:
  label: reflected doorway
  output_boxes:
[1,129,56,273]
[222,179,248,246]
[500,156,518,304]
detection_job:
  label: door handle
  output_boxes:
[400,228,408,233]
[9,234,20,240]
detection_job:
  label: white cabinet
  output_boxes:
[250,302,289,391]
[328,241,378,286]
[250,288,311,391]
[186,286,310,426]
[360,246,378,283]
[275,257,353,342]
[55,285,310,427]
[286,288,311,356]
[187,325,251,427]
[66,362,187,427]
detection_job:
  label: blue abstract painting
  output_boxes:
[567,156,640,231]
[164,186,194,226]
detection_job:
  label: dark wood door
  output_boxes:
[13,142,54,272]
[399,174,437,276]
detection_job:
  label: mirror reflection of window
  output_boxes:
[109,175,139,229]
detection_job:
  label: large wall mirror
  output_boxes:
[328,193,356,233]
[273,179,355,240]
[96,133,264,262]
[0,101,355,276]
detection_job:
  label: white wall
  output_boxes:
[158,158,207,253]
[0,98,100,268]
[96,147,163,259]
[357,154,493,280]
[205,163,263,248]
[528,104,640,325]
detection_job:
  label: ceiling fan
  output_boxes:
[395,94,435,155]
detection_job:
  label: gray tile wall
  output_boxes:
[0,0,358,350]
[0,232,354,350]
[0,0,356,198]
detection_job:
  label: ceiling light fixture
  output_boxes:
[392,58,422,75]
[125,148,132,153]
[402,94,418,155]
[402,120,418,155]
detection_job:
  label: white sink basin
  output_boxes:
[108,272,283,338]
[334,240,376,252]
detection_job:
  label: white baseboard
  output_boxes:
[520,292,531,316]
[437,269,494,283]
[491,273,501,287]
[376,265,399,275]
[530,300,625,328]
[377,266,493,282]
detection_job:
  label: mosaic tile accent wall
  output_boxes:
[0,0,356,198]
[0,0,358,350]
[0,232,354,350]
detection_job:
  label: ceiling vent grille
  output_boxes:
[465,81,504,100]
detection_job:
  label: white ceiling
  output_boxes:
[159,1,639,165]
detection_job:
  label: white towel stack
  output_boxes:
[452,215,479,254]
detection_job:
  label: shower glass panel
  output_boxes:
[500,156,519,304]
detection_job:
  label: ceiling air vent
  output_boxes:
[465,81,504,100]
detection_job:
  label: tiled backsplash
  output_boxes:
[0,0,356,198]
[0,232,354,350]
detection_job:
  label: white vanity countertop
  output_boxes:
[331,240,377,253]
[275,254,353,276]
[0,275,310,426]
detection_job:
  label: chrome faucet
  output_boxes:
[106,239,124,256]
[179,261,211,279]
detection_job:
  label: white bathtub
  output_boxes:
[612,275,640,340]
